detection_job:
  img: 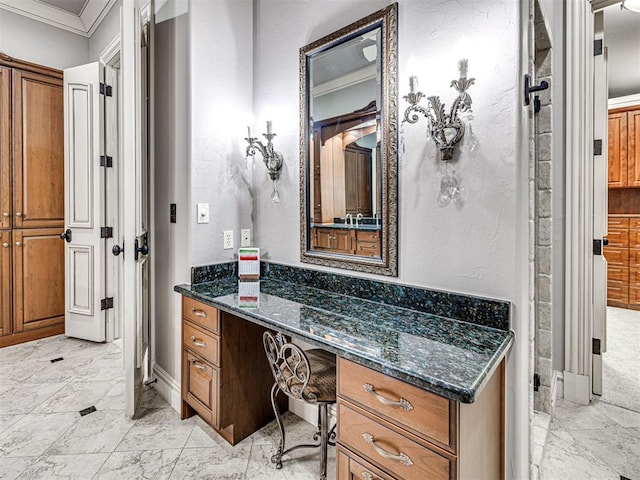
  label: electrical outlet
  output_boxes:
[197,203,209,224]
[240,229,251,247]
[223,230,234,249]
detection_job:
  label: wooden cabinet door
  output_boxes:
[0,231,10,336]
[313,227,333,250]
[334,228,353,253]
[608,111,628,188]
[628,109,640,187]
[0,67,10,230]
[345,144,373,216]
[13,70,64,228]
[12,228,64,332]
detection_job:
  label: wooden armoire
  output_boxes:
[0,53,65,347]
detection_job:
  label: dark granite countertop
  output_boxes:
[311,223,381,231]
[174,276,513,403]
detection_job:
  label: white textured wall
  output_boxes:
[252,1,528,478]
[0,9,88,69]
[88,0,122,61]
[188,0,254,267]
[154,10,190,383]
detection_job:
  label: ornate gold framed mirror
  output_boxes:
[299,3,398,276]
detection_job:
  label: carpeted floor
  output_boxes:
[602,307,640,413]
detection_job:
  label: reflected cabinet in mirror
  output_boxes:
[299,3,398,276]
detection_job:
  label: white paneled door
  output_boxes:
[122,0,152,418]
[62,62,107,343]
[592,10,608,396]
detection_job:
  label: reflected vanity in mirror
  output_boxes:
[299,3,398,276]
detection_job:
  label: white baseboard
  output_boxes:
[152,363,181,413]
[563,371,590,405]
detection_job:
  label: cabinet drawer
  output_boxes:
[182,296,220,333]
[608,217,629,230]
[604,246,628,266]
[183,321,220,366]
[338,403,452,480]
[606,227,629,248]
[337,446,395,480]
[356,230,379,242]
[608,265,628,282]
[629,220,640,247]
[184,351,218,426]
[629,248,640,268]
[629,285,640,307]
[338,359,452,450]
[356,242,380,257]
[607,280,629,304]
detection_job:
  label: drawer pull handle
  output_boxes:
[191,307,207,318]
[191,359,207,370]
[362,433,413,467]
[362,383,414,411]
[191,336,207,348]
[361,472,374,480]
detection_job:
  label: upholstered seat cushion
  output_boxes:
[285,348,336,404]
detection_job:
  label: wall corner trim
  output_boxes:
[152,363,182,414]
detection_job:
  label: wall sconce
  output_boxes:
[402,59,475,207]
[245,121,284,204]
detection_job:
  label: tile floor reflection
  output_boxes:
[0,335,335,479]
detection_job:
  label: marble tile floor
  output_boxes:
[0,335,335,479]
[540,307,640,480]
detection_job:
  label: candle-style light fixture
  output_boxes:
[245,121,284,204]
[403,59,475,207]
[403,59,475,162]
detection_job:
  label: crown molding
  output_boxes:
[0,0,117,37]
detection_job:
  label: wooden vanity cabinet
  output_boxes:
[609,106,640,188]
[312,227,354,254]
[603,215,640,309]
[0,57,65,347]
[180,296,278,445]
[336,358,505,480]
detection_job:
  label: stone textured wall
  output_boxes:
[534,3,554,414]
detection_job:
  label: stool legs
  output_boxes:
[319,403,328,480]
[270,383,285,469]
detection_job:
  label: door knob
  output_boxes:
[2,243,8,248]
[15,212,22,217]
[15,242,22,247]
[134,237,149,261]
[60,229,72,243]
[2,212,8,217]
[112,244,124,256]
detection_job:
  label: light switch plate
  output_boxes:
[223,230,234,249]
[197,203,209,224]
[240,229,251,247]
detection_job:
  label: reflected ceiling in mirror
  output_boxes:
[300,3,398,276]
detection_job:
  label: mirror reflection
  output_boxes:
[300,4,398,276]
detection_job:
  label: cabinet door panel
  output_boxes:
[628,109,640,187]
[0,67,10,229]
[13,70,64,228]
[0,231,10,336]
[608,111,628,187]
[13,229,64,332]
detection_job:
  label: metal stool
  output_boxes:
[263,331,336,480]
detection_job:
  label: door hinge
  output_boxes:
[100,155,113,167]
[100,227,113,239]
[100,83,112,96]
[592,338,601,355]
[101,297,114,310]
[593,239,602,255]
[594,139,602,156]
[533,373,540,392]
[594,39,603,56]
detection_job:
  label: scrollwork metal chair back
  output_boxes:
[264,331,318,403]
